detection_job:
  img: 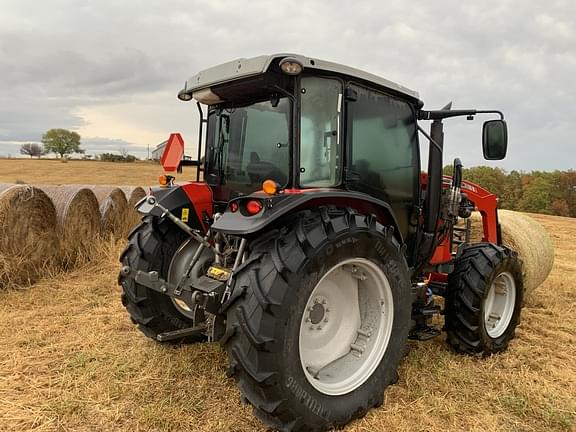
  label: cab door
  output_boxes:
[345,84,420,240]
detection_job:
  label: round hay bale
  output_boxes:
[468,210,554,295]
[0,184,58,288]
[88,186,129,238]
[37,185,101,265]
[120,186,146,230]
[120,186,147,207]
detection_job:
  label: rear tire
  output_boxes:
[118,216,208,343]
[223,208,411,431]
[445,243,524,354]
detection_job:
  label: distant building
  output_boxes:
[151,140,167,160]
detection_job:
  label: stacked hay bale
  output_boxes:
[121,186,147,208]
[88,186,129,239]
[121,186,146,228]
[0,184,58,288]
[469,210,554,296]
[0,183,147,289]
[37,185,101,267]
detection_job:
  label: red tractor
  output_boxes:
[119,54,522,431]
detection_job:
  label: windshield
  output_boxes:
[206,97,291,196]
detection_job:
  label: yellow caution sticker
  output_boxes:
[181,208,189,222]
[207,266,231,281]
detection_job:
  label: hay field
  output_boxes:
[0,159,196,186]
[0,214,574,432]
[0,158,573,430]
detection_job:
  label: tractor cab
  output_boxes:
[178,54,422,241]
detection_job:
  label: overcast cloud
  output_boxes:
[0,0,574,170]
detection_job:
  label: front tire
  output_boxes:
[223,208,411,431]
[445,243,524,354]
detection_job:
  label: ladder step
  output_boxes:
[408,326,441,341]
[156,325,207,342]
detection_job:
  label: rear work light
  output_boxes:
[245,199,263,215]
[279,57,304,75]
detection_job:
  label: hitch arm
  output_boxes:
[120,266,197,305]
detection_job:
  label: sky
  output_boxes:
[0,0,574,171]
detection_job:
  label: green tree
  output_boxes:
[462,166,507,198]
[501,170,523,209]
[519,176,554,214]
[41,129,83,158]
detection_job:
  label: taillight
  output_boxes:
[245,199,263,215]
[230,201,239,213]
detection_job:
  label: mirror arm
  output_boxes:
[475,110,504,120]
[419,109,504,121]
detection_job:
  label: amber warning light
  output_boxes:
[160,133,185,172]
[262,179,280,195]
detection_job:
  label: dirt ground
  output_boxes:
[0,206,574,429]
[0,159,196,186]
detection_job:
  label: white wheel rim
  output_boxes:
[483,271,516,338]
[298,258,394,396]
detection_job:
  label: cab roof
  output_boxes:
[180,53,420,102]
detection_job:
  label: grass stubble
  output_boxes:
[0,213,574,431]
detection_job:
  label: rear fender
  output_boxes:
[141,182,213,232]
[211,190,403,243]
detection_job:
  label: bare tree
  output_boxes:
[20,143,44,158]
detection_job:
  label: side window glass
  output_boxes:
[300,77,342,187]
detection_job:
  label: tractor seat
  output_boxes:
[246,152,287,186]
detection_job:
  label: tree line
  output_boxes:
[16,131,576,217]
[19,128,137,162]
[444,165,576,218]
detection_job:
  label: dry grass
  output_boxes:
[0,214,574,431]
[0,159,196,187]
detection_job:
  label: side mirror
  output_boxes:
[482,119,508,160]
